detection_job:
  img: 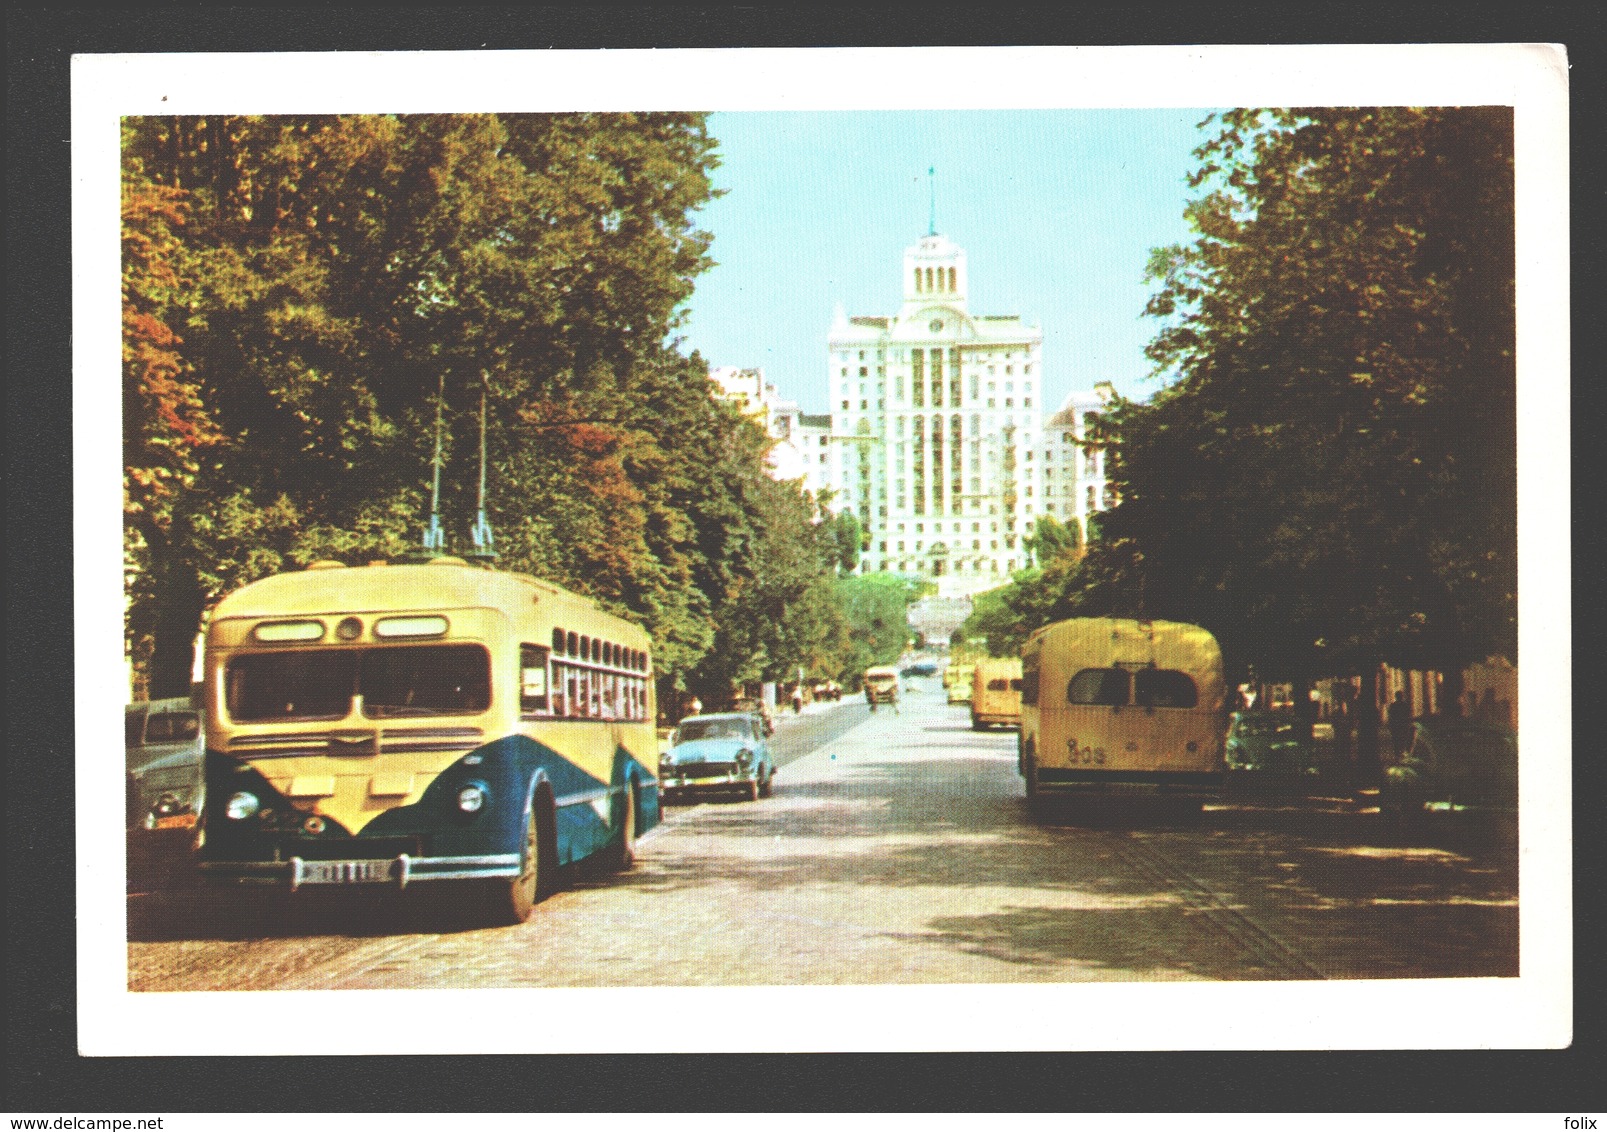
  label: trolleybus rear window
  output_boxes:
[227,644,492,722]
[1067,668,1131,706]
[1066,667,1198,708]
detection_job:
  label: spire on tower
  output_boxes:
[928,166,936,236]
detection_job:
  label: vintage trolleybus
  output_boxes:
[970,657,1023,730]
[1018,618,1226,806]
[197,555,659,924]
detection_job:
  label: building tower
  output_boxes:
[827,231,1045,598]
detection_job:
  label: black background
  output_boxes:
[6,2,1602,1114]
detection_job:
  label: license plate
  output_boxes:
[154,813,198,829]
[298,859,394,885]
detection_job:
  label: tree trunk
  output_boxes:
[1441,665,1466,717]
[147,576,206,701]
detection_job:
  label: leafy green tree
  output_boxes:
[1023,514,1078,567]
[1081,107,1515,683]
[822,509,865,575]
[121,113,723,694]
[830,573,914,681]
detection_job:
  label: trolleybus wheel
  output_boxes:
[482,794,550,925]
[597,780,637,871]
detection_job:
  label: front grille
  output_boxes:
[671,762,734,780]
[228,726,483,759]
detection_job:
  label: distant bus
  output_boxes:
[970,657,1022,729]
[946,663,975,704]
[197,556,659,924]
[1019,618,1226,805]
[863,665,900,709]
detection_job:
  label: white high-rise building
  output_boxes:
[827,231,1047,597]
[825,231,1116,596]
[1041,382,1118,543]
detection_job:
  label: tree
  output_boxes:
[1065,108,1514,683]
[830,573,915,681]
[822,509,864,575]
[121,113,724,694]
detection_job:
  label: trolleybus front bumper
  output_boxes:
[199,852,520,890]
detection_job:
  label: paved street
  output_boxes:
[126,680,1517,991]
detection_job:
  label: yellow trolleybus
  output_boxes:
[970,657,1022,730]
[197,555,658,924]
[1018,617,1226,804]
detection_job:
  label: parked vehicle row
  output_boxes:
[126,564,1518,924]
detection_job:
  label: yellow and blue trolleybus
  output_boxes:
[197,555,659,924]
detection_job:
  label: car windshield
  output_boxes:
[675,719,750,743]
[226,644,492,722]
[143,711,200,743]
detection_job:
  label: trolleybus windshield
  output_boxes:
[226,644,492,722]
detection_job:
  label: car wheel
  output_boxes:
[743,777,760,803]
[596,780,637,871]
[759,767,774,798]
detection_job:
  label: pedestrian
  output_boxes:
[791,685,804,714]
[1387,691,1413,758]
[686,694,703,719]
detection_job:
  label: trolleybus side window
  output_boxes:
[520,644,551,715]
[1067,667,1131,706]
[1133,668,1199,708]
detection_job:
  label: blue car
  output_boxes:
[1224,710,1320,776]
[659,713,776,803]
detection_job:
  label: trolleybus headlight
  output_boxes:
[457,783,488,813]
[225,791,260,821]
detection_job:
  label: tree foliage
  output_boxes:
[1028,107,1515,679]
[120,112,853,701]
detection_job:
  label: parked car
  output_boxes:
[1224,710,1320,777]
[658,713,776,802]
[126,697,206,891]
[1379,716,1518,839]
[126,697,205,833]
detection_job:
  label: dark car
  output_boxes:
[1224,710,1320,777]
[658,713,776,802]
[126,698,205,833]
[125,697,206,890]
[1378,716,1517,839]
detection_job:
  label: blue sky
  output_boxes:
[677,109,1221,416]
